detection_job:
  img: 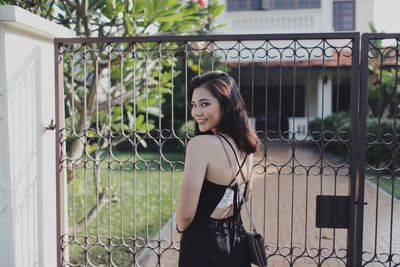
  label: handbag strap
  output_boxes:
[215,133,258,232]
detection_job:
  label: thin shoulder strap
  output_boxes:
[217,133,258,232]
[217,134,247,185]
[216,134,248,182]
[217,136,245,186]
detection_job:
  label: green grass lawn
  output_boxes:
[378,177,400,198]
[366,169,400,199]
[67,151,184,266]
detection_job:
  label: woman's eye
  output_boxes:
[191,103,208,108]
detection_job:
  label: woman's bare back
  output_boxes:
[204,134,251,186]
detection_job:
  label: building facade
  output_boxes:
[215,0,374,34]
[213,0,375,139]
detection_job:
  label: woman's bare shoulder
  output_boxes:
[185,135,220,159]
[187,135,218,148]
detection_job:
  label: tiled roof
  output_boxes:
[226,49,400,68]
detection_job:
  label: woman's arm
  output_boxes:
[176,136,209,232]
[244,153,254,202]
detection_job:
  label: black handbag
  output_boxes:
[216,134,268,267]
[246,228,267,266]
[241,186,267,267]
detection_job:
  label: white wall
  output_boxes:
[217,8,323,34]
[356,0,375,33]
[317,73,333,118]
[0,5,74,267]
[215,0,375,34]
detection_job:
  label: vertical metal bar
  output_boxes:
[120,52,125,241]
[354,32,368,267]
[316,38,327,266]
[304,44,311,253]
[263,40,269,240]
[278,50,283,139]
[237,41,241,88]
[388,37,400,267]
[289,40,296,265]
[132,43,138,262]
[346,32,360,267]
[55,40,65,267]
[157,44,163,265]
[210,42,215,71]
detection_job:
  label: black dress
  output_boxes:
[178,134,251,267]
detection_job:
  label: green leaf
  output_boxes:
[87,143,99,155]
[133,0,145,14]
[146,106,162,117]
[116,1,125,12]
[127,112,134,128]
[122,124,133,133]
[143,0,153,20]
[158,22,174,31]
[145,97,157,106]
[160,87,172,94]
[147,124,155,131]
[135,114,145,128]
[210,23,226,31]
[181,4,198,15]
[209,4,224,18]
[137,135,147,147]
[125,103,133,112]
[177,22,194,31]
[136,121,148,132]
[86,128,97,137]
[157,13,183,23]
[104,0,116,18]
[155,1,180,17]
[154,0,171,16]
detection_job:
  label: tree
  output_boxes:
[1,0,224,231]
[367,22,400,119]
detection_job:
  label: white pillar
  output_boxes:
[0,6,74,267]
[320,0,333,32]
[317,73,332,118]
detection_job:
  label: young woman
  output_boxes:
[176,71,260,267]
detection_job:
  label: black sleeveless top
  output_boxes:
[178,134,251,267]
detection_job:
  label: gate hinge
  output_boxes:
[46,119,56,130]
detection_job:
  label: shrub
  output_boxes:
[309,113,400,168]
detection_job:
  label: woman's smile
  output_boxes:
[191,86,222,134]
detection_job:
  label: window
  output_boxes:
[274,0,296,9]
[227,0,261,11]
[299,0,321,8]
[333,1,355,31]
[227,0,320,11]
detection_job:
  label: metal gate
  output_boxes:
[54,33,399,267]
[357,33,400,267]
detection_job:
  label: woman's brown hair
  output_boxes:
[188,71,260,154]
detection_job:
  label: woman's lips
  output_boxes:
[197,119,207,124]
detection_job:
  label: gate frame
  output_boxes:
[54,41,65,267]
[54,32,369,267]
[356,32,400,267]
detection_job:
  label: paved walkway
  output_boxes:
[141,144,400,267]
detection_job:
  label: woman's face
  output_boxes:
[191,86,222,134]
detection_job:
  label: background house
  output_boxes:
[211,0,375,139]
